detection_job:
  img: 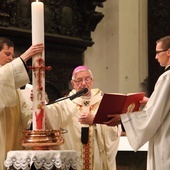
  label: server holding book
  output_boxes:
[104,35,170,170]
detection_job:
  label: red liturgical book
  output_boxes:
[93,92,145,124]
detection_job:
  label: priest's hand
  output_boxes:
[78,113,94,125]
[104,114,121,126]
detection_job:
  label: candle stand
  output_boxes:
[20,1,66,151]
[21,129,66,150]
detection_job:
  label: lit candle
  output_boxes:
[31,0,45,130]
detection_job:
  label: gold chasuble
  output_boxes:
[45,89,121,170]
[74,93,102,170]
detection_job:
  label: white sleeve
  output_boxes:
[121,73,170,151]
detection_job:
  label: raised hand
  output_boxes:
[20,44,44,62]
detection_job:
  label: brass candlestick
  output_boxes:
[21,129,66,150]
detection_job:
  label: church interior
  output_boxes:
[0,0,170,169]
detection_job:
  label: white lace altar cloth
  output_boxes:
[4,150,81,170]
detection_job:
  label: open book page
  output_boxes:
[93,92,145,124]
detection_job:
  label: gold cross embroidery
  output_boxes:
[83,101,90,106]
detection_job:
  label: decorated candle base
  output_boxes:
[21,129,66,150]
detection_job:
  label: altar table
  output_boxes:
[118,136,148,151]
[117,136,148,170]
[4,150,81,170]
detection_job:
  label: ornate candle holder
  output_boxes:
[27,6,64,150]
[21,129,66,150]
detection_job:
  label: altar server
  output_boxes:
[0,37,44,170]
[104,35,170,170]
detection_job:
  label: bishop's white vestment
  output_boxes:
[0,58,31,170]
[121,69,170,170]
[46,88,121,170]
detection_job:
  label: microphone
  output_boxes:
[69,88,88,100]
[47,88,88,104]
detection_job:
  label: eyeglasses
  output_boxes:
[156,49,169,55]
[73,77,93,85]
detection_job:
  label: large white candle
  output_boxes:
[31,0,45,130]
